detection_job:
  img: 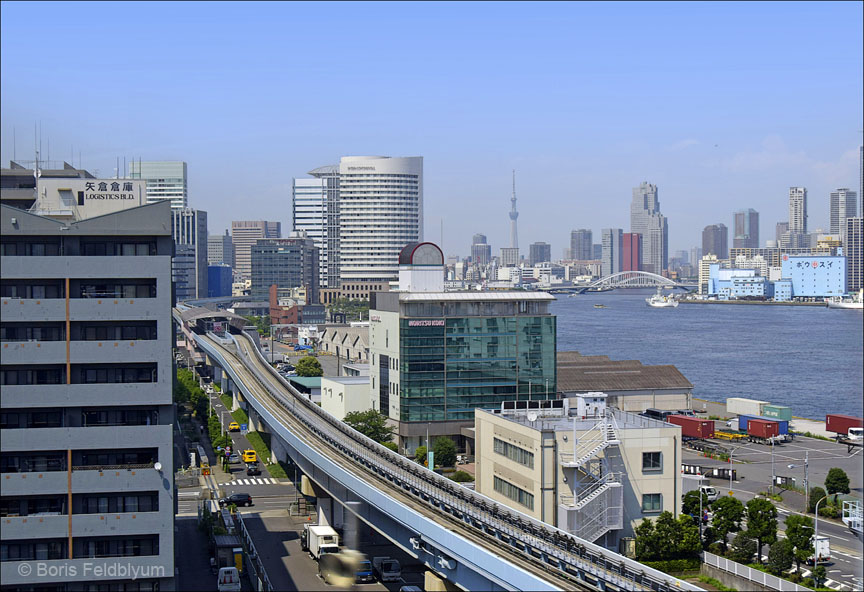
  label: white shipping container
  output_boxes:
[726,397,769,417]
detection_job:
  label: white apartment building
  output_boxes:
[475,397,681,552]
[338,156,423,290]
[128,160,188,210]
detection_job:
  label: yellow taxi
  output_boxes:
[242,449,257,463]
[228,421,240,432]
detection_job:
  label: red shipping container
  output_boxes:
[747,419,779,439]
[668,415,715,439]
[825,414,863,436]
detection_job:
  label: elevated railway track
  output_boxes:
[181,310,701,592]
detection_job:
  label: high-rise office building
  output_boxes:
[529,242,551,266]
[570,229,593,260]
[829,188,857,240]
[208,229,234,267]
[293,177,335,289]
[775,222,790,245]
[601,228,623,276]
[702,224,728,259]
[250,234,319,303]
[208,264,233,298]
[622,232,642,271]
[500,247,520,267]
[690,247,703,270]
[471,233,492,266]
[733,209,759,249]
[630,182,668,273]
[846,217,863,292]
[1,199,175,590]
[592,243,603,260]
[231,220,281,280]
[789,187,807,232]
[335,156,422,296]
[172,208,208,301]
[781,187,809,248]
[128,160,188,210]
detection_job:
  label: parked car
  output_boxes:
[246,462,261,476]
[227,453,240,464]
[219,493,253,507]
[228,421,240,432]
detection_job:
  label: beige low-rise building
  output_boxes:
[320,376,374,420]
[475,396,681,551]
[319,325,369,362]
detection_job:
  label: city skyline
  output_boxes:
[1,2,861,257]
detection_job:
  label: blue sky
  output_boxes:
[2,1,862,257]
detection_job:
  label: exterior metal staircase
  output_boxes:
[557,410,624,543]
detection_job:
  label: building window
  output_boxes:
[642,452,662,472]
[493,476,534,511]
[642,493,662,513]
[493,438,534,469]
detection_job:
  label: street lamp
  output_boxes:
[729,445,741,493]
[813,494,829,566]
[787,451,809,513]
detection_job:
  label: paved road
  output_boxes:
[237,502,426,592]
[685,435,863,591]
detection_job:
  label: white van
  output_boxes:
[217,567,241,592]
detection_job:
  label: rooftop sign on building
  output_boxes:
[32,177,147,221]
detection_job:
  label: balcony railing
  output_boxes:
[72,463,155,471]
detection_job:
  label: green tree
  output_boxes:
[675,514,702,558]
[342,409,395,443]
[727,532,757,564]
[746,498,778,564]
[450,470,474,483]
[682,490,709,519]
[812,565,826,588]
[433,437,457,468]
[784,514,814,573]
[652,512,679,560]
[711,496,745,553]
[295,355,324,377]
[241,315,270,336]
[766,539,793,576]
[634,518,660,561]
[414,446,428,465]
[381,441,398,452]
[824,468,850,504]
[808,486,827,513]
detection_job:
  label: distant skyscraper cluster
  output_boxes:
[733,209,759,249]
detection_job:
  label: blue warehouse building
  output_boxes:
[781,255,845,298]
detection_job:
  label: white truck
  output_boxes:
[307,525,340,561]
[809,535,830,564]
[217,567,242,592]
[682,475,719,502]
[372,556,402,582]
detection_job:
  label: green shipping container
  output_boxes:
[762,405,793,421]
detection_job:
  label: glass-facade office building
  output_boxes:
[370,290,556,452]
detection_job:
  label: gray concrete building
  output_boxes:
[528,241,551,266]
[231,220,282,280]
[829,188,857,240]
[172,207,208,301]
[2,161,95,211]
[702,223,728,259]
[250,234,319,303]
[732,209,759,249]
[601,228,622,276]
[471,233,492,266]
[0,201,175,590]
[570,229,593,261]
[846,217,863,292]
[208,229,234,267]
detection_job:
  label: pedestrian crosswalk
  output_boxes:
[230,477,279,486]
